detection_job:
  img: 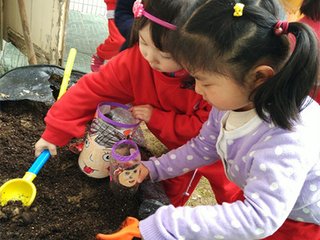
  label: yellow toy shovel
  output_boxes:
[0,48,77,207]
[0,150,51,206]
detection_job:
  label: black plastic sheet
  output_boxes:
[138,180,170,219]
[0,65,85,104]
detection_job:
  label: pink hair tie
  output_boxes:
[274,20,289,36]
[132,0,177,31]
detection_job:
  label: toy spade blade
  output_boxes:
[0,150,51,206]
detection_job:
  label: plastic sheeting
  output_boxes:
[138,180,170,219]
[0,65,85,104]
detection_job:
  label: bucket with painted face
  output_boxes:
[109,139,141,198]
[78,102,140,178]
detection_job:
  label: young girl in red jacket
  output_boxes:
[35,0,242,207]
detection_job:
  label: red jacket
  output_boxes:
[104,0,116,10]
[43,45,211,149]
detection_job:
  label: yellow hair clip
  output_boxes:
[233,3,245,17]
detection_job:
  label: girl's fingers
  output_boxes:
[138,164,150,183]
[34,138,57,157]
[48,146,57,156]
[35,148,43,157]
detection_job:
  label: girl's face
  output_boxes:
[193,71,254,111]
[139,24,182,73]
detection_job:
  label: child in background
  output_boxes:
[132,0,319,239]
[90,0,125,72]
[114,0,135,50]
[35,0,242,208]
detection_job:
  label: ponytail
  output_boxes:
[254,21,319,130]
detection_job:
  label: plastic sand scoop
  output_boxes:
[0,150,51,206]
[0,48,77,206]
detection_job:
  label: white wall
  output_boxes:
[2,0,69,64]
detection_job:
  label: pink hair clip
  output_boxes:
[133,0,144,18]
[132,0,177,30]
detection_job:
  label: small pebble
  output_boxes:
[21,211,34,224]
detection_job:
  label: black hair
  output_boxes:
[128,0,206,89]
[128,0,205,51]
[300,0,320,21]
[170,0,319,130]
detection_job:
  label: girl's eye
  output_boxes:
[102,153,110,162]
[160,53,172,59]
[139,38,147,46]
[196,79,211,87]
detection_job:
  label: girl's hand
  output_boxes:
[130,104,153,123]
[35,138,57,157]
[138,163,150,183]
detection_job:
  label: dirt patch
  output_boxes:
[0,100,215,240]
[0,100,151,239]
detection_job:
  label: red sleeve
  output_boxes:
[42,51,134,146]
[310,88,320,104]
[147,99,211,150]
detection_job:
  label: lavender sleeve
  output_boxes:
[142,109,221,182]
[140,143,310,239]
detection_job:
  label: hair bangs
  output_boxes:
[171,31,228,75]
[150,22,170,51]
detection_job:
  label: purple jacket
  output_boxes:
[140,98,320,239]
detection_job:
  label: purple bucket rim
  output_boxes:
[97,102,140,128]
[111,139,140,162]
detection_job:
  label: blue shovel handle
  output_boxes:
[28,150,51,175]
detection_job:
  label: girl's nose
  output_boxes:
[145,52,159,65]
[194,82,203,96]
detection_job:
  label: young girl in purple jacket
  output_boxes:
[102,0,320,239]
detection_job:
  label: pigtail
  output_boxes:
[254,21,319,130]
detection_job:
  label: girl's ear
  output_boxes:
[253,65,275,87]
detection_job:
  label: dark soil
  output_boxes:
[0,100,158,240]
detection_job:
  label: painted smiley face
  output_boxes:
[78,134,111,178]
